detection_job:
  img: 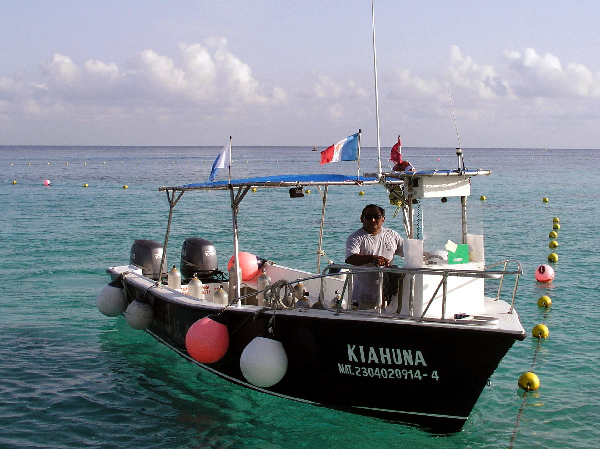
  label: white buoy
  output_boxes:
[97,280,127,317]
[124,299,154,330]
[240,336,288,388]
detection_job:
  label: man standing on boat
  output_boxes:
[345,204,404,309]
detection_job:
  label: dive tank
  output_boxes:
[292,282,305,301]
[228,264,242,300]
[213,285,228,305]
[168,264,181,290]
[256,268,271,304]
[188,273,205,299]
[296,292,311,308]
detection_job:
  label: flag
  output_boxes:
[320,133,359,165]
[208,140,231,181]
[390,136,402,163]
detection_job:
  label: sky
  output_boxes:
[1,0,600,149]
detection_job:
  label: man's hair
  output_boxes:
[361,204,385,217]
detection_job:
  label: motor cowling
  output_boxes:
[130,239,166,280]
[181,238,218,279]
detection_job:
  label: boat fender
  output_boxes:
[97,279,127,317]
[240,336,288,388]
[534,264,554,283]
[185,315,229,364]
[124,298,154,330]
[228,252,261,281]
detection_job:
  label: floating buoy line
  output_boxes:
[509,215,561,448]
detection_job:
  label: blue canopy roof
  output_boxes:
[162,174,380,191]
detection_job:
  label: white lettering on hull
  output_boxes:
[347,344,427,366]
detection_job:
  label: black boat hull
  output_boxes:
[121,276,522,433]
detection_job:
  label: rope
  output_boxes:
[509,307,550,448]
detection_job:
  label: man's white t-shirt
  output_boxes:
[345,227,404,307]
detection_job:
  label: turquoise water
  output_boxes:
[1,146,598,448]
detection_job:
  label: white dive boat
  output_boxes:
[98,157,526,432]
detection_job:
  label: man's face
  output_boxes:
[361,207,385,235]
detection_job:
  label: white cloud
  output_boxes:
[84,60,120,80]
[446,46,511,99]
[42,53,80,84]
[507,47,600,98]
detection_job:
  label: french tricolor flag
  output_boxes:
[320,132,360,165]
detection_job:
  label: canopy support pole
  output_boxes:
[316,185,329,273]
[158,189,185,285]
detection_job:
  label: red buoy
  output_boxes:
[185,315,229,363]
[228,252,261,281]
[534,264,555,283]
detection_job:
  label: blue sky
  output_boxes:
[1,0,600,148]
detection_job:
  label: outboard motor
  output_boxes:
[130,239,166,280]
[181,237,219,279]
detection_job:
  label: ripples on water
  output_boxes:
[1,146,599,448]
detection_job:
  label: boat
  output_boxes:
[97,150,526,432]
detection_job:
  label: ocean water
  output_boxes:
[1,145,599,449]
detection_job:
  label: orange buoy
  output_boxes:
[185,315,229,363]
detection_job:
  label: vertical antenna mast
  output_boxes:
[372,0,382,176]
[448,92,464,172]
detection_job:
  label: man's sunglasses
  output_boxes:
[363,214,383,220]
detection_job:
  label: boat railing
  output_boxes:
[225,259,521,320]
[315,260,522,317]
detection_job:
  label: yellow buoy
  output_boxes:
[549,240,558,249]
[542,197,549,203]
[548,253,558,262]
[123,185,129,189]
[305,189,311,194]
[12,180,17,185]
[532,324,549,338]
[552,217,560,223]
[518,371,540,391]
[480,195,487,200]
[251,187,257,192]
[537,295,552,308]
[83,183,89,188]
[549,231,558,238]
[359,191,365,196]
[553,223,560,230]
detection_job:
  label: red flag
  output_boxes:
[390,136,402,163]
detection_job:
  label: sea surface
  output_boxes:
[1,145,598,449]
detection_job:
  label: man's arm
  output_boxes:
[345,254,390,267]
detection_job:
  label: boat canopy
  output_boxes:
[159,170,491,193]
[160,174,381,192]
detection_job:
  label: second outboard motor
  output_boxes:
[130,239,166,280]
[181,237,218,279]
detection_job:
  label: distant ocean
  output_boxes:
[1,145,598,449]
